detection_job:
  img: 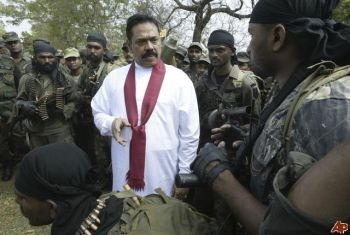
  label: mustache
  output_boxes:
[142,51,158,59]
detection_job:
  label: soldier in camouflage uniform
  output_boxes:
[196,56,210,79]
[3,32,32,160]
[174,45,187,70]
[78,33,117,186]
[192,0,350,234]
[236,51,251,71]
[184,42,204,87]
[16,41,77,149]
[192,29,261,233]
[0,54,18,180]
[64,47,84,85]
[3,32,32,89]
[196,29,261,149]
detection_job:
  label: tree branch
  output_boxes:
[211,6,251,19]
[173,0,197,11]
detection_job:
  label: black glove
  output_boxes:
[17,100,37,117]
[191,143,231,187]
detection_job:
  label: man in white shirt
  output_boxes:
[91,13,199,197]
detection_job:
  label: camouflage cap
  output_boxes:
[175,46,187,57]
[237,51,250,63]
[188,42,204,51]
[2,32,20,43]
[198,56,210,64]
[64,47,80,59]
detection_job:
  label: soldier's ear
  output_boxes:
[271,24,287,52]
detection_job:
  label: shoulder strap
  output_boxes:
[96,61,107,82]
[282,63,350,155]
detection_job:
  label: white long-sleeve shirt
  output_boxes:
[91,62,199,196]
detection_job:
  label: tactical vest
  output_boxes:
[281,62,350,158]
[81,61,116,97]
[251,61,350,202]
[103,188,219,235]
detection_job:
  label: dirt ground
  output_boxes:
[0,168,51,235]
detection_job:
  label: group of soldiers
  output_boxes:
[0,27,261,186]
[0,31,135,182]
[7,0,350,234]
[0,27,262,185]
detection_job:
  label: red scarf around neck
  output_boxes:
[124,60,165,191]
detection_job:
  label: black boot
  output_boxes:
[1,162,13,181]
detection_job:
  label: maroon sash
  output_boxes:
[124,60,165,190]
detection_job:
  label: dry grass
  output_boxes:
[0,169,51,235]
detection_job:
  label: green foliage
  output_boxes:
[1,0,130,50]
[21,31,35,54]
[333,0,350,24]
[0,20,6,36]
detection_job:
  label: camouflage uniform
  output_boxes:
[193,65,261,230]
[0,54,18,180]
[77,61,116,180]
[10,51,32,90]
[196,65,261,148]
[16,69,77,149]
[251,61,350,205]
[184,66,200,88]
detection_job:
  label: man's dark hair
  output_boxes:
[126,14,160,41]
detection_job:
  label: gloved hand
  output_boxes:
[191,143,231,187]
[17,100,38,117]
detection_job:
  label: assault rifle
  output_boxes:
[176,105,253,187]
[176,80,260,188]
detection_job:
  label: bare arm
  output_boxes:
[212,170,267,235]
